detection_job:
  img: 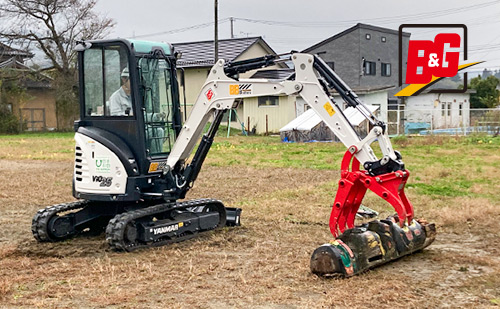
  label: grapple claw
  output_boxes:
[329,149,415,237]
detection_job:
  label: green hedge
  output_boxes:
[0,105,20,134]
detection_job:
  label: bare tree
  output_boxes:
[0,0,115,128]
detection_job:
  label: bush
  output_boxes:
[0,105,20,134]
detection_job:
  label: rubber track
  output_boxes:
[105,198,224,251]
[31,200,89,242]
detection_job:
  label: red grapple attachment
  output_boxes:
[310,148,436,277]
[329,149,414,238]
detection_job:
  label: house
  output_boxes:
[242,68,390,134]
[173,37,292,133]
[301,23,412,127]
[303,23,411,109]
[0,42,33,63]
[243,68,296,134]
[0,42,56,131]
[295,84,393,123]
[301,23,478,136]
[404,92,473,134]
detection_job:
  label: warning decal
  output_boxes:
[323,102,336,117]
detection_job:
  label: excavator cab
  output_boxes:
[73,39,182,201]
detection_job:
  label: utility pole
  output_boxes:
[230,17,234,39]
[214,0,218,62]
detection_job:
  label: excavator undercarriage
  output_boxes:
[32,199,241,251]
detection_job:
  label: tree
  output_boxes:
[0,0,115,129]
[469,75,500,109]
[0,69,30,133]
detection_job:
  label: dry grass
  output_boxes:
[0,134,499,308]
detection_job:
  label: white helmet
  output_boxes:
[121,67,129,78]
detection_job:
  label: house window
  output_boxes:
[381,36,387,43]
[326,62,335,70]
[258,96,279,107]
[365,33,371,40]
[381,63,391,76]
[447,103,451,116]
[388,99,399,110]
[459,103,462,116]
[441,103,445,116]
[364,61,376,75]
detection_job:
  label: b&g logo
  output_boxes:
[397,24,482,96]
[406,33,461,84]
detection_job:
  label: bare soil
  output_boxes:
[0,159,499,308]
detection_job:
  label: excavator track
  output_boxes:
[32,200,90,242]
[105,198,228,251]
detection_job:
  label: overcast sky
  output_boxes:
[94,0,500,73]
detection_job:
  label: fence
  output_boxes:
[387,108,500,136]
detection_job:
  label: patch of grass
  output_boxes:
[0,134,499,307]
[207,136,346,170]
[0,132,74,139]
[0,132,75,161]
[407,182,469,197]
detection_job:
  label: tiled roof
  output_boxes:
[0,42,33,59]
[0,57,20,68]
[173,37,274,68]
[0,57,52,89]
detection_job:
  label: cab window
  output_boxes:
[138,57,175,155]
[83,45,131,117]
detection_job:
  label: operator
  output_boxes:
[109,67,165,153]
[109,67,133,116]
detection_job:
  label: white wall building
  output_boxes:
[405,92,472,130]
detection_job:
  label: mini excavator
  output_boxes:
[32,39,435,276]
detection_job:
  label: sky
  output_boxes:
[94,0,500,75]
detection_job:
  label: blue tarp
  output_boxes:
[405,122,431,134]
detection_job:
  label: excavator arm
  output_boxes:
[167,53,398,175]
[166,53,411,229]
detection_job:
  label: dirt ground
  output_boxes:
[0,158,499,308]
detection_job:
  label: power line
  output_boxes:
[133,18,230,39]
[130,1,500,42]
[233,0,500,28]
